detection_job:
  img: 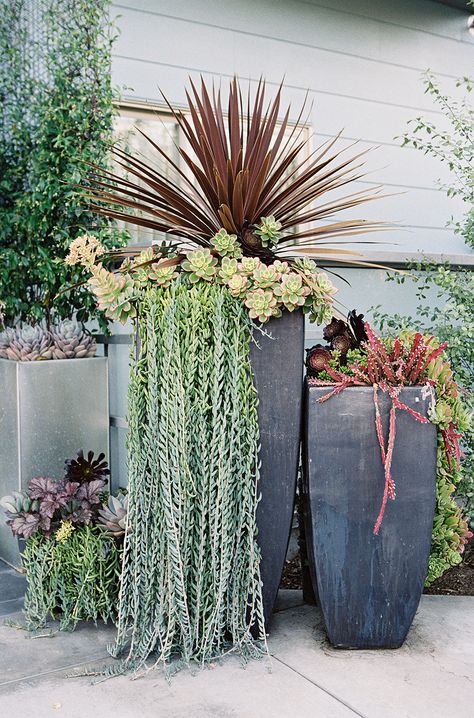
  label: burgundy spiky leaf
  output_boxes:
[82,77,387,264]
[441,423,463,470]
[404,333,423,376]
[364,322,390,362]
[390,337,403,362]
[415,342,449,380]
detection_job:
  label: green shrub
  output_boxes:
[0,0,126,329]
[373,72,474,530]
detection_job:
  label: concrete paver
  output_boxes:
[270,596,474,718]
[0,587,472,718]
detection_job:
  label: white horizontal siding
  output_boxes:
[108,0,473,484]
[113,0,474,82]
[112,9,468,112]
[110,0,473,253]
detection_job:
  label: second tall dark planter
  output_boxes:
[250,310,304,628]
[303,384,437,649]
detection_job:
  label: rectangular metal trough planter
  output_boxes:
[0,357,109,565]
[302,383,437,649]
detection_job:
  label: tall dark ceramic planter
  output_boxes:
[303,384,437,649]
[250,310,304,628]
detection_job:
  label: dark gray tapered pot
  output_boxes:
[303,384,437,649]
[250,310,304,628]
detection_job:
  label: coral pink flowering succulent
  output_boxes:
[308,321,459,535]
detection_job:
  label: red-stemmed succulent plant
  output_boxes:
[307,320,457,534]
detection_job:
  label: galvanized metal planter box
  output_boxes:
[0,358,109,565]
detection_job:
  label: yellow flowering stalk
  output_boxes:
[55,520,75,544]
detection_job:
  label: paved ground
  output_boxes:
[1,560,473,718]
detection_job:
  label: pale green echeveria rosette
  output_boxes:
[273,273,310,312]
[126,247,155,288]
[210,228,243,258]
[244,288,281,323]
[239,257,262,276]
[88,266,139,324]
[292,257,337,325]
[254,215,283,248]
[292,257,318,275]
[148,259,179,288]
[227,273,250,299]
[252,264,281,289]
[218,257,240,283]
[181,248,218,283]
[272,260,290,275]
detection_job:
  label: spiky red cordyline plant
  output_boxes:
[82,77,390,266]
[309,323,451,534]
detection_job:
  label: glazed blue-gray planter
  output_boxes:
[250,310,304,628]
[303,383,437,649]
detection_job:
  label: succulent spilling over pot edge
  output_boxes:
[306,315,472,581]
[0,450,126,630]
[48,78,395,672]
[65,234,338,325]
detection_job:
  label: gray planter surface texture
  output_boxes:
[250,310,304,628]
[0,358,109,565]
[303,384,437,649]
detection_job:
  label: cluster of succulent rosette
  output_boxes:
[0,319,96,361]
[65,229,337,326]
[0,450,127,542]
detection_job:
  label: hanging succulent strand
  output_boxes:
[22,526,120,631]
[108,279,266,676]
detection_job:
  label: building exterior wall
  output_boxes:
[107,0,474,486]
